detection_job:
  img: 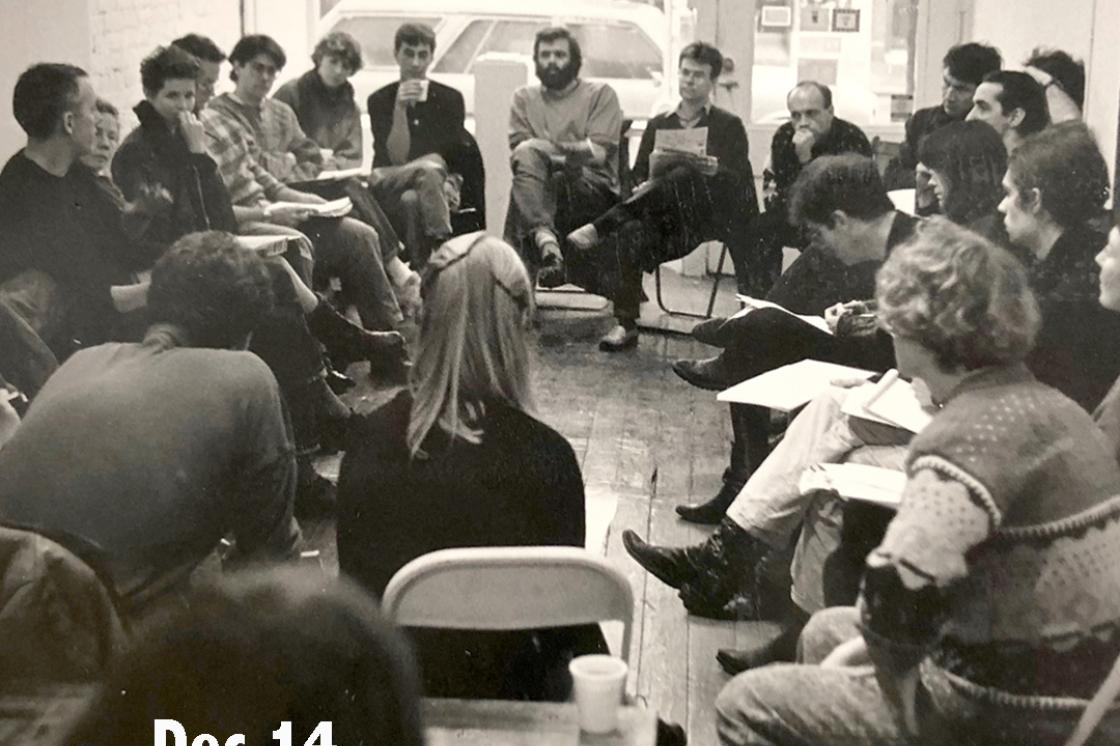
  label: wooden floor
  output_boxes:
[308,267,749,745]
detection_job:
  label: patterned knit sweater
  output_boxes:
[859,364,1120,707]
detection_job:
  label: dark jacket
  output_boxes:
[368,79,466,167]
[337,391,606,700]
[1027,223,1120,412]
[112,101,238,251]
[883,105,962,189]
[275,69,363,169]
[767,116,872,217]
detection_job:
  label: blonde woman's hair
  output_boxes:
[407,233,535,456]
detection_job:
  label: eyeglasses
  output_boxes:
[425,232,531,309]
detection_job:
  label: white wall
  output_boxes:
[0,0,94,158]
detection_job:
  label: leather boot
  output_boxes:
[306,299,409,370]
[675,469,746,524]
[623,519,766,617]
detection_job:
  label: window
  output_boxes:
[467,19,545,68]
[433,19,492,73]
[330,15,442,68]
[569,23,663,80]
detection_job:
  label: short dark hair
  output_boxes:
[394,22,436,54]
[94,98,118,118]
[918,120,1007,225]
[140,45,201,97]
[679,41,723,79]
[790,80,832,109]
[533,27,583,77]
[942,42,1002,87]
[12,63,87,139]
[1008,121,1110,229]
[1026,47,1085,110]
[313,31,362,72]
[171,33,227,63]
[982,70,1050,137]
[147,231,275,349]
[228,34,287,82]
[62,570,425,746]
[790,154,893,227]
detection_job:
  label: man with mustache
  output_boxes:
[505,27,623,330]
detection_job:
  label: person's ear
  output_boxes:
[62,110,75,136]
[1007,106,1026,129]
[1022,186,1043,215]
[828,210,848,229]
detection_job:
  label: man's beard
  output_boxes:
[536,61,578,90]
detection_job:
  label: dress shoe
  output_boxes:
[672,355,730,391]
[691,316,729,347]
[325,367,356,395]
[537,247,567,289]
[599,324,639,352]
[566,223,599,252]
[716,625,799,675]
[676,475,746,525]
[622,530,698,590]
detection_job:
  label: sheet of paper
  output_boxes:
[730,294,832,335]
[316,166,366,181]
[717,359,875,411]
[654,126,707,156]
[840,371,934,434]
[798,463,905,509]
[269,196,353,218]
[235,234,290,257]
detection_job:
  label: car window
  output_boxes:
[570,23,662,80]
[330,15,442,68]
[433,19,493,73]
[466,19,546,68]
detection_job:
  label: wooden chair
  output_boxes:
[381,546,634,663]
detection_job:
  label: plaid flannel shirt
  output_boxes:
[200,98,284,207]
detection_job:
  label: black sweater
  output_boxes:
[337,391,604,700]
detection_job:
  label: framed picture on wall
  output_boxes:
[833,8,861,32]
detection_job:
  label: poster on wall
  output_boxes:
[833,8,861,32]
[801,7,830,31]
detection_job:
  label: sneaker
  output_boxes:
[599,324,639,351]
[566,223,599,252]
[672,355,730,390]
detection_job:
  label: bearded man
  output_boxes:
[504,26,623,296]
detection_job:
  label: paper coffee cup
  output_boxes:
[417,79,430,102]
[569,655,627,734]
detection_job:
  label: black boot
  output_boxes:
[306,299,408,370]
[675,469,747,524]
[623,519,767,618]
[716,603,809,674]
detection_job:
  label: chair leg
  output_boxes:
[654,242,728,320]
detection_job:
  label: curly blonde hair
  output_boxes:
[876,217,1040,371]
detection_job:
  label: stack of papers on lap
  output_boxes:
[655,127,707,156]
[840,370,934,434]
[798,463,905,509]
[235,234,290,258]
[315,166,365,181]
[270,196,353,218]
[717,359,875,410]
[732,294,832,335]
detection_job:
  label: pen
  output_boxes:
[863,369,900,409]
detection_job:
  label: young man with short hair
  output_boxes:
[884,42,1002,207]
[366,22,459,265]
[567,41,759,351]
[967,69,1050,152]
[0,63,149,355]
[274,31,365,169]
[1024,47,1084,124]
[171,33,226,111]
[0,232,302,615]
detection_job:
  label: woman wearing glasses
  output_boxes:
[336,232,606,700]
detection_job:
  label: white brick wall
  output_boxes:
[87,0,241,129]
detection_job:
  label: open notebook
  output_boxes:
[840,370,935,434]
[718,359,875,411]
[799,463,906,509]
[269,196,353,219]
